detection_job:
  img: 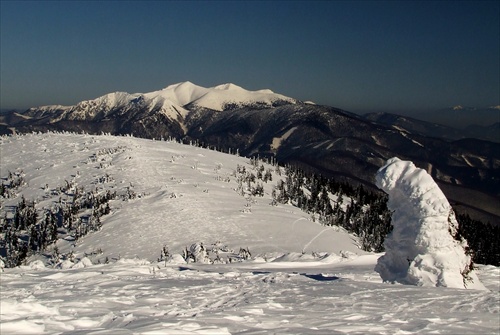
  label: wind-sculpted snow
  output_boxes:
[375,157,485,289]
[1,257,498,334]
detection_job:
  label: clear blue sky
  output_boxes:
[1,1,499,116]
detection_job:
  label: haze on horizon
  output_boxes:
[1,1,499,125]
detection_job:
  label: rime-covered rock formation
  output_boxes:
[375,157,486,290]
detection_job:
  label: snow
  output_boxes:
[375,157,485,290]
[461,154,475,167]
[193,84,296,111]
[151,81,211,107]
[1,257,498,334]
[145,81,297,111]
[270,126,297,151]
[21,82,297,127]
[213,83,246,91]
[0,132,362,261]
[1,134,498,334]
[394,128,425,147]
[67,92,142,120]
[12,112,33,120]
[25,105,71,119]
[370,135,383,146]
[313,140,330,149]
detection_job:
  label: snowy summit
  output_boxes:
[25,81,297,121]
[150,81,297,111]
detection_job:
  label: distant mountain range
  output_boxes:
[420,105,500,129]
[1,82,499,225]
[365,112,499,143]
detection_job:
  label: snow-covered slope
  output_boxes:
[24,105,71,119]
[0,132,361,262]
[1,133,498,334]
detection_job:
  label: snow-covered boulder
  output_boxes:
[29,260,46,270]
[186,243,212,264]
[375,157,485,290]
[56,260,75,269]
[168,254,187,264]
[72,257,93,269]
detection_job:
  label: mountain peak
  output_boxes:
[151,81,295,111]
[451,105,476,111]
[20,81,298,121]
[212,83,245,91]
[162,81,197,90]
[78,91,137,109]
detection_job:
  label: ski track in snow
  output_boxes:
[1,133,499,334]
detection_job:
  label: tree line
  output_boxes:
[1,186,116,268]
[244,156,499,265]
[269,163,392,252]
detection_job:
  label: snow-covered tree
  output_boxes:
[374,157,485,290]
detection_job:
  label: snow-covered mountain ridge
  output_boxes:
[24,81,297,122]
[154,81,295,110]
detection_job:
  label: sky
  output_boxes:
[1,1,499,118]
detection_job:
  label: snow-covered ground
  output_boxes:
[1,133,499,334]
[2,257,498,334]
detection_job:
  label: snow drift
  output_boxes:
[375,157,485,290]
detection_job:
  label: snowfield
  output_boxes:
[2,258,498,335]
[1,133,499,334]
